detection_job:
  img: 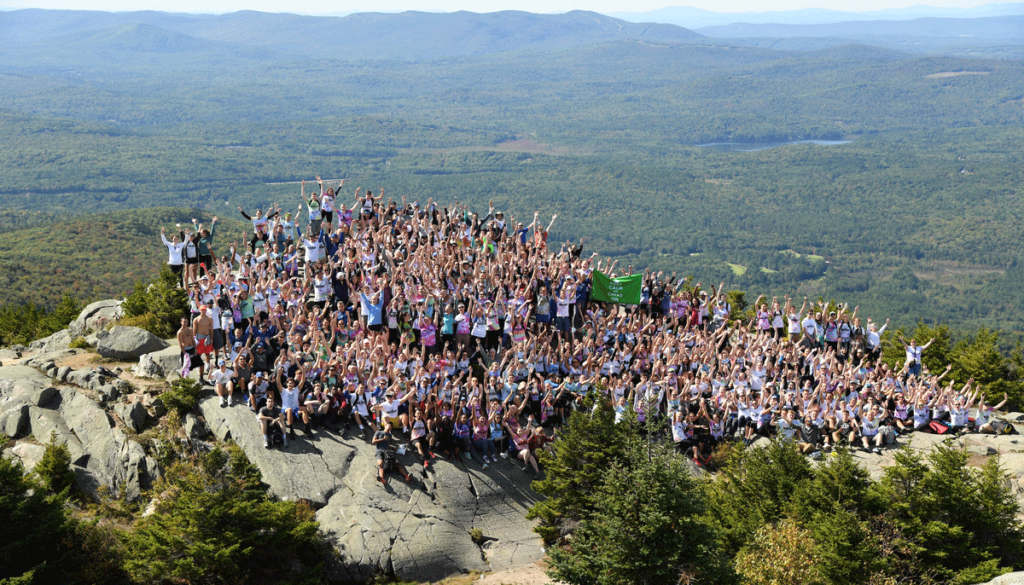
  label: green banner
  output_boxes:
[591,270,642,305]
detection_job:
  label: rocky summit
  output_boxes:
[199,393,544,582]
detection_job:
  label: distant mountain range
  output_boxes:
[2,6,1022,65]
[610,3,1024,28]
[0,9,701,61]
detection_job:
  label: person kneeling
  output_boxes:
[373,422,411,485]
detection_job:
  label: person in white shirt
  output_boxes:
[801,312,820,347]
[211,360,236,407]
[160,227,186,287]
[865,318,890,362]
[277,371,313,438]
[302,231,323,264]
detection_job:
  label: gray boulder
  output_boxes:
[55,366,72,382]
[72,300,123,336]
[143,345,185,380]
[0,362,156,502]
[52,389,153,501]
[975,572,1024,585]
[144,395,167,418]
[19,348,85,369]
[132,353,164,379]
[118,400,148,432]
[0,366,59,407]
[96,384,121,404]
[9,443,47,471]
[184,413,208,440]
[35,329,73,353]
[96,327,168,361]
[0,348,20,362]
[85,329,108,348]
[0,404,28,438]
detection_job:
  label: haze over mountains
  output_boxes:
[610,2,1024,28]
[1,9,701,61]
[5,4,1024,62]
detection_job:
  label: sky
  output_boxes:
[2,0,1020,15]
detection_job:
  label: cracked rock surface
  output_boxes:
[200,394,544,582]
[0,365,157,501]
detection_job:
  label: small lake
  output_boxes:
[696,139,852,152]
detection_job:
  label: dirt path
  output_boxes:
[476,562,554,585]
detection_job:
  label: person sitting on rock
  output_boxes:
[975,392,1010,434]
[373,421,411,485]
[373,389,413,436]
[258,393,288,449]
[277,367,312,439]
[409,407,435,468]
[510,424,539,474]
[211,359,236,407]
[248,371,270,412]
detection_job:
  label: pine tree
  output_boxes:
[35,430,77,497]
[527,391,632,543]
[119,445,324,585]
[546,439,732,585]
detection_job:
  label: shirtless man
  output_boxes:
[192,305,214,382]
[177,317,205,384]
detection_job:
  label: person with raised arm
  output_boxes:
[975,392,1010,434]
[159,226,186,287]
[191,216,218,277]
[238,204,279,254]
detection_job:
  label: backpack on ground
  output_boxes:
[929,420,950,434]
[382,449,398,472]
[880,425,897,445]
[268,424,284,447]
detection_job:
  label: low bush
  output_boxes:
[162,378,201,418]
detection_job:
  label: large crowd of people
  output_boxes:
[158,177,1012,484]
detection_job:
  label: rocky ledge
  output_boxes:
[200,395,544,582]
[0,364,159,501]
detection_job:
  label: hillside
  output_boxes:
[0,208,246,309]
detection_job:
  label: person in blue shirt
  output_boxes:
[360,285,386,336]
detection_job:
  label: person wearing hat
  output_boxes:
[242,361,263,412]
[211,359,236,407]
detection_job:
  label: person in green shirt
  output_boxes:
[192,216,218,276]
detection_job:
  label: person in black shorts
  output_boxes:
[258,394,288,449]
[372,421,411,485]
